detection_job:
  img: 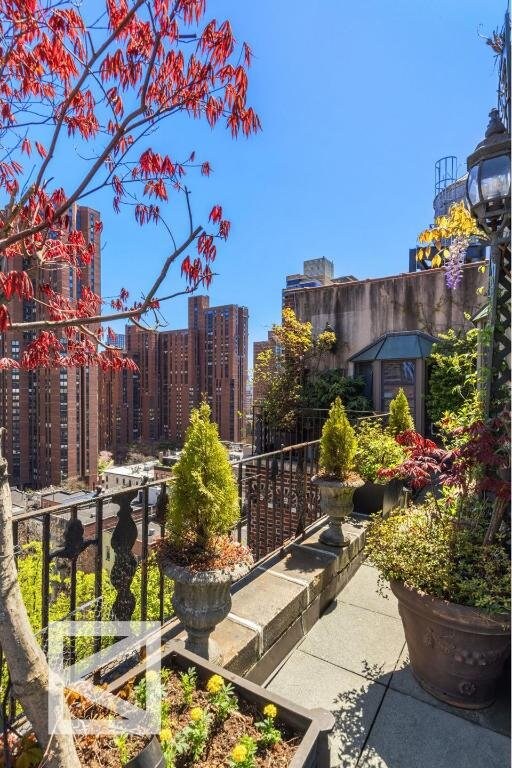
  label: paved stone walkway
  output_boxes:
[266,562,510,768]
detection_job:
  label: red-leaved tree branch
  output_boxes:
[0,2,259,766]
[0,0,260,371]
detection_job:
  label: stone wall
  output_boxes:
[284,263,486,372]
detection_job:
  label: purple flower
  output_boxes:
[444,237,468,290]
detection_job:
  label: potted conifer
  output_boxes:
[160,403,253,664]
[352,418,406,515]
[311,397,363,547]
[388,387,414,435]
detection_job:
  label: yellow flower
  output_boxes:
[263,703,277,719]
[159,728,173,745]
[231,743,248,763]
[206,674,224,694]
[189,706,203,722]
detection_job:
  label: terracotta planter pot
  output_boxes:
[311,476,364,547]
[391,581,511,709]
[125,736,164,768]
[162,558,251,664]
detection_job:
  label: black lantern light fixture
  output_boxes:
[466,108,511,233]
[466,107,511,417]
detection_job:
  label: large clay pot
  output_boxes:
[391,581,510,709]
[162,559,251,665]
[311,476,364,547]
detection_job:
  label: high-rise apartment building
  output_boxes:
[159,328,191,446]
[99,296,249,453]
[0,205,101,489]
[125,325,159,443]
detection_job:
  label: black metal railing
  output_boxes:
[252,406,389,453]
[0,437,328,738]
[233,439,322,562]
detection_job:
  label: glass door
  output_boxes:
[381,360,415,415]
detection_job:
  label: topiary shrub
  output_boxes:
[318,397,357,481]
[168,402,239,550]
[388,388,414,435]
[354,419,406,483]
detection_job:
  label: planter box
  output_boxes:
[108,642,334,768]
[353,479,403,516]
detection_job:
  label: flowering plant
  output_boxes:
[205,674,238,722]
[256,703,282,747]
[228,735,257,767]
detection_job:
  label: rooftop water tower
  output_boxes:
[433,156,467,217]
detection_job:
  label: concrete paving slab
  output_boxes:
[357,688,510,768]
[390,646,511,737]
[266,650,385,768]
[299,600,405,683]
[339,564,400,619]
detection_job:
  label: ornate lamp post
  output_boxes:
[466,108,511,417]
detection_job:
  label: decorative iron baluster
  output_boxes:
[94,497,104,658]
[110,490,139,621]
[140,480,149,622]
[295,448,306,537]
[50,506,95,665]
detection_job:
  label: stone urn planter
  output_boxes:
[391,581,511,709]
[311,475,364,547]
[162,558,251,665]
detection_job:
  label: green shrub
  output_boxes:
[168,402,239,549]
[318,397,357,480]
[302,370,371,411]
[426,328,479,427]
[366,494,510,615]
[388,388,414,435]
[354,419,406,482]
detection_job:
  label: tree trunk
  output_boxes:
[0,448,81,768]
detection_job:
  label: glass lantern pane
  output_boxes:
[466,165,480,205]
[480,154,511,201]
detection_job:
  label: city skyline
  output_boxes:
[99,295,249,459]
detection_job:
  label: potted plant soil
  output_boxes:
[366,414,511,709]
[159,403,253,665]
[352,418,406,515]
[311,397,363,547]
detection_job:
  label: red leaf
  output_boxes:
[35,141,47,158]
[209,205,222,223]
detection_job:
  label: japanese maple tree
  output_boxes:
[0,1,259,766]
[0,0,259,370]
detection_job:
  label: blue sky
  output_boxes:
[94,0,505,363]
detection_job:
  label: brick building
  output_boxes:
[0,204,101,489]
[99,296,249,453]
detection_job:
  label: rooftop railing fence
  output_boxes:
[1,411,388,743]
